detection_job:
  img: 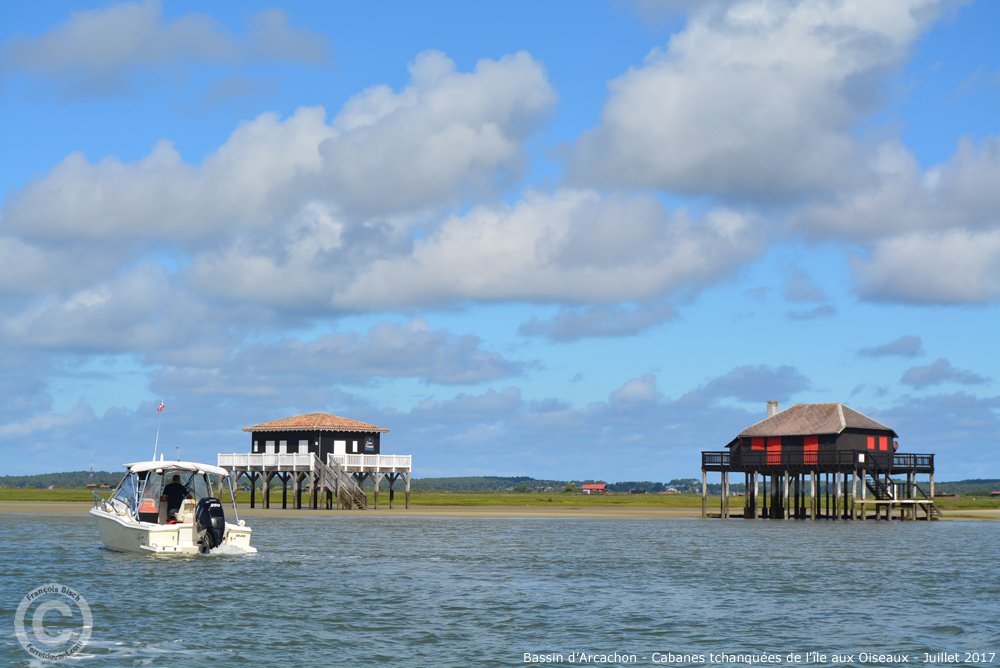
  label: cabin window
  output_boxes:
[879,436,888,451]
[255,440,260,453]
[265,440,275,454]
[751,437,765,451]
[279,440,287,453]
[298,440,309,453]
[352,441,358,453]
[867,436,875,450]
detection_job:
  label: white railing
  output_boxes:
[218,452,316,471]
[328,454,411,471]
[218,452,411,472]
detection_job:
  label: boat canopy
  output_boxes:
[122,460,230,477]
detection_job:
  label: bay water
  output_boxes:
[1,514,998,667]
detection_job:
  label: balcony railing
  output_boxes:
[329,454,411,471]
[218,452,316,471]
[701,450,933,472]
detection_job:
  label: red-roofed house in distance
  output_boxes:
[581,484,607,495]
[219,413,411,512]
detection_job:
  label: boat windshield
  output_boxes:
[110,473,138,513]
[134,469,218,520]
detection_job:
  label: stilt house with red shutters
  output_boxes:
[701,402,938,521]
[218,413,412,512]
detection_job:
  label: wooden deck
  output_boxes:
[700,450,938,521]
[217,452,411,510]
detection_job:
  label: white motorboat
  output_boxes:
[90,459,256,554]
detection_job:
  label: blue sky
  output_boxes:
[1,0,998,481]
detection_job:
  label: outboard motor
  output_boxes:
[195,497,226,553]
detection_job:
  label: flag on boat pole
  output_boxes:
[153,398,165,459]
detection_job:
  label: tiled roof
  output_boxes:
[243,413,389,433]
[738,403,895,438]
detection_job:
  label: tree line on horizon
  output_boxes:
[4,471,998,496]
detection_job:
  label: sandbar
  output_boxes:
[1,500,995,519]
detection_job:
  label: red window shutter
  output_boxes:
[867,436,875,450]
[879,436,888,451]
[767,437,781,465]
[751,437,765,451]
[804,435,818,466]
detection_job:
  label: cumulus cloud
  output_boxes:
[852,228,1000,304]
[321,50,557,216]
[327,190,760,308]
[518,303,678,342]
[791,137,1000,304]
[147,318,526,401]
[570,0,941,199]
[3,50,556,251]
[0,262,231,355]
[0,0,327,96]
[796,137,1000,242]
[900,358,989,388]
[699,364,812,403]
[858,335,923,358]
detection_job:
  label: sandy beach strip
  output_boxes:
[0,500,701,519]
[2,500,997,519]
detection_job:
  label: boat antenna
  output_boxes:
[153,398,165,459]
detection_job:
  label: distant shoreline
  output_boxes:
[2,500,998,520]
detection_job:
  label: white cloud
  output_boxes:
[4,50,555,252]
[570,0,941,199]
[852,228,1000,304]
[329,190,761,307]
[900,358,989,388]
[858,335,923,358]
[319,50,557,216]
[519,303,678,342]
[796,137,1000,240]
[0,0,327,95]
[5,106,335,244]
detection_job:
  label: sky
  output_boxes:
[1,0,998,482]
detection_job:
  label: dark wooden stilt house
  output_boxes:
[701,402,938,521]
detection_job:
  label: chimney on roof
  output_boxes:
[767,401,779,418]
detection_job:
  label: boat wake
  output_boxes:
[205,543,258,556]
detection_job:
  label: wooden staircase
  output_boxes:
[315,455,367,509]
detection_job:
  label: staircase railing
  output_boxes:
[865,455,893,500]
[317,454,367,509]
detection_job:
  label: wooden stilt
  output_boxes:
[783,471,790,520]
[404,472,410,509]
[701,469,707,518]
[810,471,817,520]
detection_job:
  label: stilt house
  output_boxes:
[218,412,411,512]
[701,402,937,521]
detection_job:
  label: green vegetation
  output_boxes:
[3,474,998,509]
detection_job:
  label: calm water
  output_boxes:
[1,514,998,667]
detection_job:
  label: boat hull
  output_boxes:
[90,507,256,554]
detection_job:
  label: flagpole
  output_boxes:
[152,399,164,460]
